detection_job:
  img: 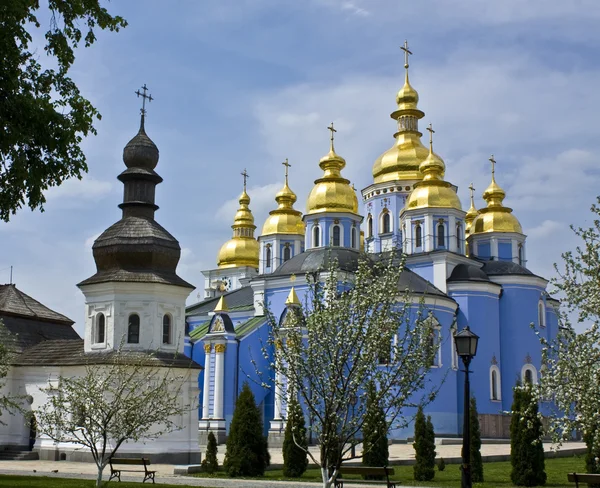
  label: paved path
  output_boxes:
[0,441,586,487]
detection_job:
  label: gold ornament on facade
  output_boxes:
[204,344,211,353]
[470,156,523,234]
[217,169,260,269]
[372,40,429,184]
[214,343,227,353]
[261,159,305,236]
[406,124,462,211]
[306,122,359,215]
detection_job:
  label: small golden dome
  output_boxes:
[217,183,259,269]
[406,128,462,211]
[261,162,305,236]
[395,72,420,113]
[465,183,479,233]
[470,160,523,234]
[306,126,359,215]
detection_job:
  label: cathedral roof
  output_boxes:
[186,286,254,316]
[480,260,534,276]
[11,339,201,368]
[447,264,490,283]
[0,284,73,325]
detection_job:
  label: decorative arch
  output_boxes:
[490,365,501,400]
[313,225,321,247]
[380,209,392,234]
[521,364,538,385]
[283,243,292,262]
[332,224,341,246]
[162,314,172,345]
[127,313,140,344]
[367,214,373,238]
[95,313,105,344]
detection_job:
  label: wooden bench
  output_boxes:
[567,472,600,487]
[334,466,397,488]
[109,458,156,483]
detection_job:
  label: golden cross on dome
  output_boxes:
[426,123,435,149]
[327,122,337,150]
[400,39,412,69]
[135,83,153,118]
[241,169,249,191]
[489,155,496,176]
[282,158,291,184]
[468,182,475,199]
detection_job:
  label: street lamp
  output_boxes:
[454,325,479,488]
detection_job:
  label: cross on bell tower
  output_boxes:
[327,122,337,151]
[489,155,496,176]
[400,39,412,70]
[241,169,249,191]
[135,84,154,127]
[282,159,291,184]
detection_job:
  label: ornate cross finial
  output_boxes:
[468,182,476,199]
[135,84,153,125]
[426,123,435,149]
[327,122,337,151]
[400,39,412,69]
[282,158,291,184]
[241,169,249,191]
[489,154,496,176]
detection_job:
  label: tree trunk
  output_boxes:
[321,465,336,488]
[96,464,105,488]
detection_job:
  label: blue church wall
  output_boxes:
[407,262,434,284]
[476,241,491,259]
[363,192,408,253]
[305,216,360,249]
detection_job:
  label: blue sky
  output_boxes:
[3,0,600,336]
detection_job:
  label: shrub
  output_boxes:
[283,394,308,477]
[584,426,600,488]
[362,382,389,480]
[470,397,484,483]
[202,431,218,474]
[437,457,446,471]
[223,382,270,476]
[413,406,436,481]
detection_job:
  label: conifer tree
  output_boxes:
[362,382,389,480]
[283,394,308,477]
[413,406,436,481]
[510,383,546,486]
[223,382,270,476]
[203,432,218,474]
[469,397,484,483]
[584,427,600,488]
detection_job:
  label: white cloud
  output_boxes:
[46,177,115,204]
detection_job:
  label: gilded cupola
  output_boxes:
[305,123,359,215]
[217,170,260,269]
[372,41,429,184]
[470,156,523,234]
[465,183,479,233]
[261,160,305,236]
[406,125,462,211]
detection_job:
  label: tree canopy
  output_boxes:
[0,0,126,221]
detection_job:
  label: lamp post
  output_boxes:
[454,325,479,488]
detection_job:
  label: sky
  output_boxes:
[2,0,600,337]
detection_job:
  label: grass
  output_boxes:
[193,455,586,487]
[0,475,209,488]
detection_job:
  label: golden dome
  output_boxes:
[465,183,479,233]
[471,159,523,234]
[261,161,305,236]
[217,182,259,269]
[406,128,462,211]
[306,126,359,215]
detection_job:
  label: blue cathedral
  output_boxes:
[184,48,559,444]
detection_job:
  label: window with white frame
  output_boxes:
[415,223,423,248]
[490,365,501,400]
[367,215,373,238]
[283,243,292,262]
[127,313,140,344]
[265,245,272,269]
[380,211,391,234]
[437,221,445,247]
[313,225,320,247]
[538,300,546,327]
[424,314,442,367]
[521,364,537,385]
[450,327,458,370]
[95,313,105,344]
[162,314,172,345]
[332,225,341,246]
[456,223,462,250]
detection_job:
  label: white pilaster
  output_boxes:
[213,344,226,419]
[202,344,211,419]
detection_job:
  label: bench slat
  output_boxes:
[339,467,395,475]
[568,472,600,482]
[111,458,151,465]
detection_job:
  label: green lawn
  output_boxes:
[0,475,208,488]
[193,455,586,487]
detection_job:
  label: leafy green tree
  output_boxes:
[362,382,388,480]
[469,397,483,483]
[510,383,546,486]
[223,382,270,476]
[413,406,435,481]
[202,432,218,474]
[283,394,308,477]
[0,0,127,221]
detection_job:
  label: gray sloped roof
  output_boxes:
[447,263,491,283]
[12,339,201,369]
[0,316,80,353]
[0,284,74,325]
[480,260,534,276]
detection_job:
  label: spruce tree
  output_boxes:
[202,431,218,474]
[510,383,546,486]
[223,382,270,476]
[469,397,483,483]
[584,426,600,488]
[283,395,308,477]
[362,382,389,480]
[413,406,436,481]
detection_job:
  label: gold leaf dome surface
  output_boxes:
[261,181,305,236]
[471,174,522,234]
[217,189,259,268]
[306,147,358,215]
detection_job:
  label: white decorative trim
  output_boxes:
[489,365,501,401]
[521,363,538,385]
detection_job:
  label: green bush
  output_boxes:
[584,426,600,488]
[413,406,436,481]
[470,397,484,482]
[202,431,218,474]
[437,457,446,471]
[223,382,270,476]
[510,383,546,486]
[283,394,308,477]
[362,382,389,480]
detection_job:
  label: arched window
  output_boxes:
[522,364,537,385]
[490,366,501,401]
[313,226,320,247]
[351,227,357,249]
[415,223,422,248]
[266,245,272,269]
[332,225,341,246]
[437,222,445,247]
[367,215,373,238]
[538,301,546,327]
[456,224,462,249]
[518,243,523,265]
[283,244,291,262]
[128,314,140,344]
[381,212,391,234]
[95,313,105,344]
[525,369,533,384]
[162,314,172,345]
